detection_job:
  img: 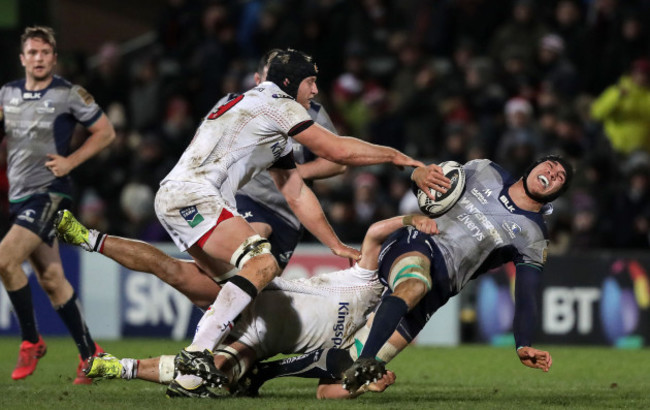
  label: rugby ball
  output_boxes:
[416,161,466,217]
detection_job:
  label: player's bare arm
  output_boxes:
[358,215,439,271]
[293,123,425,169]
[296,157,346,180]
[270,167,360,261]
[45,113,115,177]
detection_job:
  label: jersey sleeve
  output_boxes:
[270,98,314,137]
[515,238,547,269]
[68,85,102,127]
[513,263,542,348]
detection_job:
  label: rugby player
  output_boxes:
[231,156,573,395]
[0,26,115,383]
[226,49,346,270]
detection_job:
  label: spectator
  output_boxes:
[590,58,650,156]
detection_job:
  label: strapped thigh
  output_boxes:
[387,255,432,291]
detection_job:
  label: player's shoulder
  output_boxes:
[1,78,25,90]
[50,75,74,90]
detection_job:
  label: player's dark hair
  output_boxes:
[21,26,57,53]
[522,155,574,203]
[266,48,318,99]
[258,48,282,76]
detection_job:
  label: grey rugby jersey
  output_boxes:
[430,159,550,293]
[0,76,102,201]
[213,94,336,230]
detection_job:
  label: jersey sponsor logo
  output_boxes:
[331,302,350,347]
[242,211,253,219]
[278,251,293,264]
[76,87,95,105]
[9,97,20,105]
[272,93,294,100]
[3,106,20,114]
[179,205,204,228]
[17,209,36,223]
[471,188,488,205]
[22,92,42,100]
[499,194,516,213]
[457,198,504,245]
[36,100,55,114]
[501,220,522,239]
[270,141,284,161]
[483,188,493,197]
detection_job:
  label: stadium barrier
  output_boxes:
[2,245,646,347]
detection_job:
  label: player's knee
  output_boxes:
[245,253,280,284]
[230,235,272,270]
[36,266,65,295]
[388,255,431,305]
[0,258,19,279]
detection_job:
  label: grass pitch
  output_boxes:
[0,337,648,409]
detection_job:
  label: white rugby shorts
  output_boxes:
[154,181,239,251]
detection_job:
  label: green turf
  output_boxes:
[0,337,648,409]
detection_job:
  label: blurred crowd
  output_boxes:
[2,0,650,252]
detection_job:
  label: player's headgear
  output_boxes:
[266,48,318,99]
[522,154,573,203]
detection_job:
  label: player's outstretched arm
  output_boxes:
[358,215,439,271]
[293,123,424,169]
[517,346,552,372]
[270,167,360,261]
[45,113,115,177]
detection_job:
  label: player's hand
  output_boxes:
[411,164,451,201]
[365,370,396,393]
[517,346,552,372]
[409,215,440,235]
[45,154,74,177]
[392,151,425,170]
[331,244,361,261]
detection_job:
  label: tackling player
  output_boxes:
[224,49,346,271]
[0,26,115,383]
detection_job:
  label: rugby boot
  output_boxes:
[11,335,47,380]
[74,343,105,384]
[84,353,123,379]
[54,210,101,252]
[174,349,229,388]
[342,357,386,392]
[166,379,222,399]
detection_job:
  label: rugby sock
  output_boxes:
[253,348,352,385]
[187,276,257,352]
[119,358,139,380]
[55,292,96,360]
[359,295,408,359]
[6,284,40,343]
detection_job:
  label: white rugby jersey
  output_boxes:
[230,265,384,359]
[161,81,313,208]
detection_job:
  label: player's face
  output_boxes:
[526,160,567,198]
[296,76,318,109]
[20,38,57,82]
